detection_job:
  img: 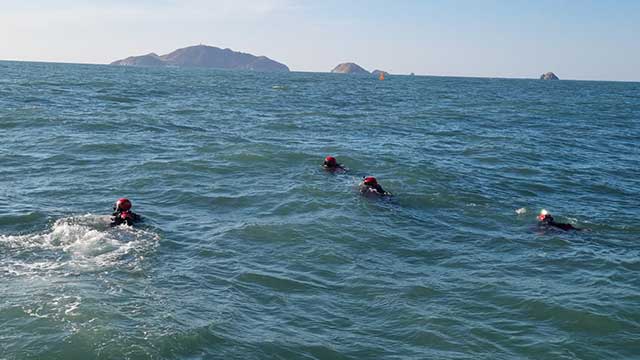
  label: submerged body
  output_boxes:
[359,176,391,196]
[323,156,346,172]
[538,210,580,231]
[111,210,142,227]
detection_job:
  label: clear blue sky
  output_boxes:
[1,0,638,80]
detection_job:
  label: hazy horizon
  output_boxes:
[2,0,639,81]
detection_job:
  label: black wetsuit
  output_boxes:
[541,216,579,231]
[362,184,390,196]
[323,163,345,171]
[111,211,141,227]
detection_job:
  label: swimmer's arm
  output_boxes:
[375,185,391,196]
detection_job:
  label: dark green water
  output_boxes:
[1,61,639,359]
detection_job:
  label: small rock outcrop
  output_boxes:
[331,62,369,75]
[371,70,390,77]
[111,45,290,72]
[540,72,559,80]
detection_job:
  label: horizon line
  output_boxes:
[1,58,638,84]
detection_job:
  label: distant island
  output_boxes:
[371,70,390,77]
[111,45,290,72]
[331,62,370,75]
[331,62,390,77]
[540,72,559,80]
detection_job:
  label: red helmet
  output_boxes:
[324,156,337,166]
[115,198,132,211]
[363,176,377,186]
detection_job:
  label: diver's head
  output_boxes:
[114,198,132,212]
[363,176,378,186]
[324,156,337,167]
[537,209,553,222]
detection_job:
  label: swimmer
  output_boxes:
[110,198,142,227]
[359,176,391,196]
[323,156,346,172]
[537,209,580,231]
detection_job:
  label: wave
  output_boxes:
[94,95,139,103]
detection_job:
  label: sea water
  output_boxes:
[1,61,639,359]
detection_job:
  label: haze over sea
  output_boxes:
[1,61,639,359]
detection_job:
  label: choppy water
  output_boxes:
[1,60,639,359]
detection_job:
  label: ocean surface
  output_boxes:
[1,60,639,360]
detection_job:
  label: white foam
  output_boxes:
[515,207,527,215]
[22,295,82,320]
[0,214,159,276]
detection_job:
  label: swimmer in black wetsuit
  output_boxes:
[323,156,346,172]
[537,209,580,231]
[359,176,391,196]
[110,198,142,227]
